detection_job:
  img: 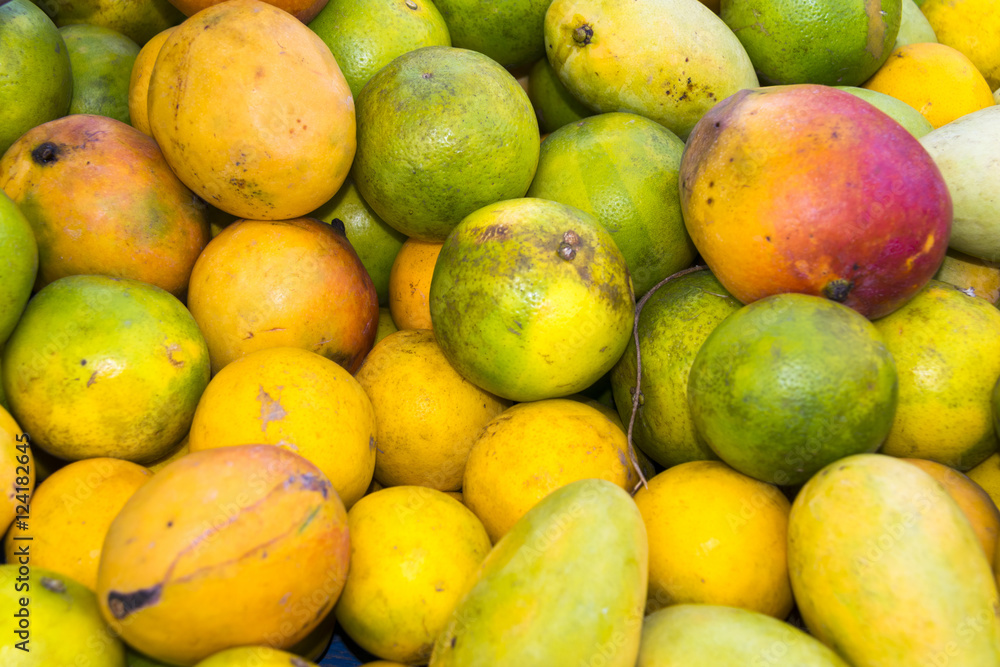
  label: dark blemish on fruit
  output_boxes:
[823,279,854,302]
[422,72,433,79]
[405,0,418,8]
[573,24,593,45]
[329,218,346,236]
[40,577,66,594]
[766,236,771,242]
[706,198,714,205]
[31,142,59,166]
[80,359,87,365]
[87,371,98,387]
[107,585,163,620]
[558,243,576,261]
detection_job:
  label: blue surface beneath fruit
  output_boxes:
[316,625,376,666]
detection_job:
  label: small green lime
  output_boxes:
[60,24,140,125]
[432,0,553,68]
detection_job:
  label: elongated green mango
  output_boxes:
[789,453,1000,666]
[637,604,850,666]
[429,478,648,667]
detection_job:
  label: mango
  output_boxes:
[429,478,647,666]
[637,604,850,666]
[920,105,1000,262]
[193,646,319,666]
[788,453,1000,666]
[96,445,350,666]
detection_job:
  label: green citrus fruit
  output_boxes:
[431,0,552,68]
[873,280,1000,470]
[352,45,539,241]
[309,0,451,99]
[429,197,634,402]
[688,292,898,486]
[310,177,406,305]
[1,274,209,463]
[526,111,694,297]
[720,0,901,85]
[0,189,37,345]
[526,56,594,134]
[610,268,742,468]
[35,0,183,46]
[375,305,398,343]
[60,24,140,125]
[0,0,73,156]
[835,86,934,138]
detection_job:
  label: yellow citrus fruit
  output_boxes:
[902,458,1000,563]
[862,42,995,128]
[309,177,407,306]
[356,329,509,491]
[526,56,594,134]
[4,458,151,591]
[431,0,552,68]
[308,0,451,98]
[60,24,139,125]
[429,197,634,402]
[0,405,31,537]
[127,26,175,135]
[634,460,793,618]
[148,0,356,220]
[721,0,901,86]
[193,647,319,667]
[526,111,694,297]
[34,0,184,46]
[462,398,643,542]
[0,0,73,156]
[334,486,492,664]
[934,248,1000,304]
[352,45,539,241]
[921,0,999,90]
[188,346,377,509]
[388,238,443,331]
[873,280,1000,470]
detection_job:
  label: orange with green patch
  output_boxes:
[97,445,350,667]
[0,114,209,298]
[680,84,951,319]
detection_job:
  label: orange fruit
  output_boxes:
[634,461,793,618]
[4,458,152,590]
[688,293,898,487]
[355,329,509,491]
[60,24,139,125]
[186,217,378,375]
[462,398,643,542]
[193,647,320,667]
[679,84,951,319]
[147,0,355,220]
[0,114,210,299]
[920,0,999,90]
[1,275,209,463]
[352,45,539,241]
[168,0,331,23]
[388,238,443,330]
[127,26,175,135]
[429,198,634,402]
[188,346,377,509]
[902,458,1000,563]
[862,42,995,128]
[0,405,32,538]
[934,249,1000,304]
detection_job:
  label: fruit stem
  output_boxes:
[627,264,708,493]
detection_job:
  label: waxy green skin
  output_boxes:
[789,454,1000,666]
[60,23,140,126]
[433,0,551,68]
[430,479,648,667]
[0,190,37,345]
[34,0,184,46]
[429,197,634,403]
[2,275,210,462]
[637,604,850,666]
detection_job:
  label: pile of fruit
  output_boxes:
[1,0,1000,664]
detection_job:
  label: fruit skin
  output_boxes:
[544,0,759,140]
[788,453,1000,666]
[0,113,210,298]
[334,486,492,664]
[680,84,951,320]
[637,604,850,666]
[429,478,648,667]
[432,0,552,68]
[834,85,934,138]
[0,404,32,537]
[128,26,176,136]
[167,0,331,23]
[893,0,936,50]
[97,445,350,666]
[873,280,1000,470]
[0,566,127,666]
[60,24,140,125]
[920,0,1000,91]
[0,0,73,156]
[919,106,1000,262]
[148,0,355,221]
[934,249,1000,304]
[429,197,634,403]
[352,45,539,241]
[1,275,210,463]
[0,190,36,345]
[33,0,184,46]
[308,0,452,99]
[186,217,378,376]
[688,293,898,487]
[610,269,740,468]
[194,646,320,666]
[526,56,594,134]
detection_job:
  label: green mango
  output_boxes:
[429,478,647,666]
[637,604,850,666]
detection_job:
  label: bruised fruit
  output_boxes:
[97,445,350,666]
